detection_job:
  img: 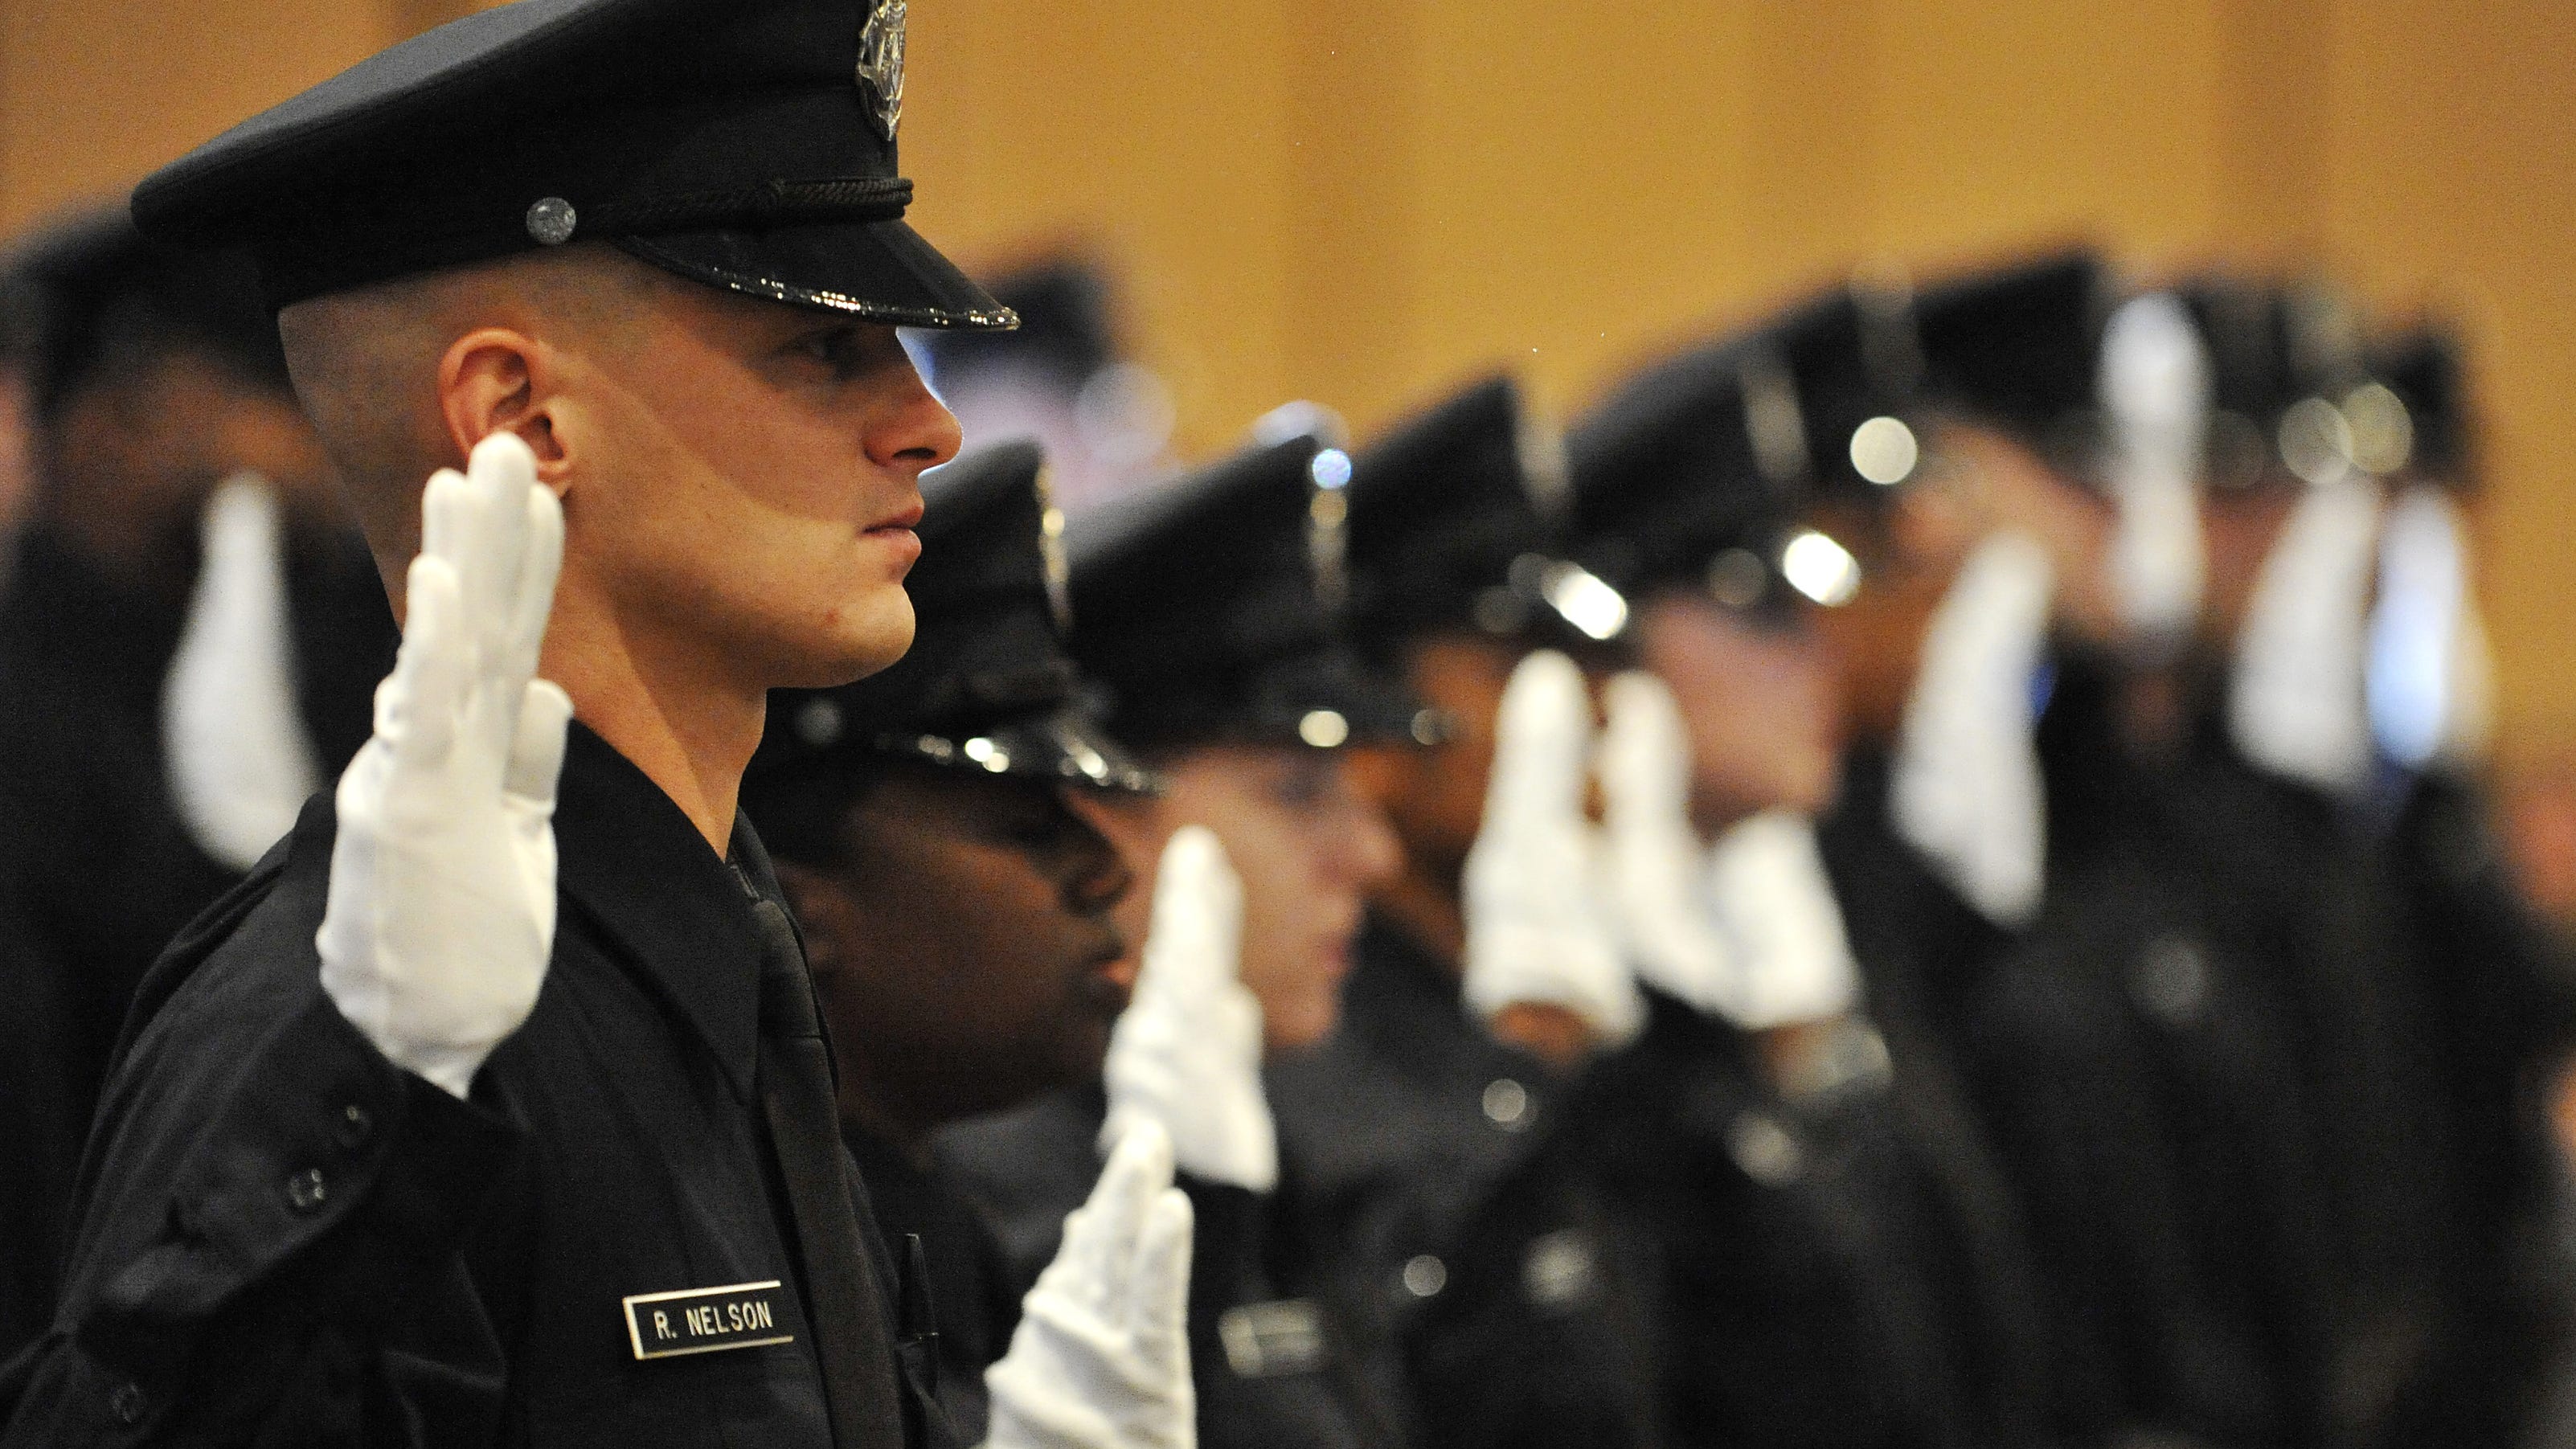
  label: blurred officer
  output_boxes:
[0,211,392,1359]
[1766,259,2281,1446]
[1550,332,2055,1449]
[2361,325,2576,1446]
[739,440,1169,1439]
[1263,376,1665,1449]
[939,432,1416,1448]
[0,0,1166,1443]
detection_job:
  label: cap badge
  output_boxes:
[856,0,907,141]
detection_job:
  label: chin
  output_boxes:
[773,592,915,689]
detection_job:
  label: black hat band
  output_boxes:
[572,176,912,239]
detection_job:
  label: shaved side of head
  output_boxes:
[276,243,665,596]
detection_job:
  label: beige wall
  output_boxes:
[3,0,2571,761]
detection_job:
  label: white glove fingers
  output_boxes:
[498,466,566,687]
[505,680,575,806]
[1079,1122,1173,1311]
[1144,827,1240,1001]
[388,555,469,767]
[454,433,539,649]
[1601,671,1690,822]
[1486,651,1590,829]
[1125,1187,1195,1360]
[418,467,470,572]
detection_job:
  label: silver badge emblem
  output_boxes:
[856,0,907,141]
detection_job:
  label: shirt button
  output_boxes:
[109,1381,145,1425]
[334,1103,374,1150]
[1402,1254,1448,1299]
[286,1168,329,1214]
[1481,1077,1531,1131]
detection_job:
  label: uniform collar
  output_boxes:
[552,722,767,1101]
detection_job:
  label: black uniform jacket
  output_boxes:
[1265,916,1661,1449]
[935,1083,1401,1449]
[0,724,930,1447]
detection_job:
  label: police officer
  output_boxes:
[1263,375,1665,1449]
[739,440,1165,1439]
[939,429,1419,1448]
[0,0,1087,1443]
[2363,326,2576,1445]
[1550,324,2061,1449]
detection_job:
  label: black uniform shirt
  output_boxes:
[0,724,926,1447]
[1267,917,1661,1449]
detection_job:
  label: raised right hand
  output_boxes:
[314,432,572,1099]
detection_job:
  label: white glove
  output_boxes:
[1705,812,1861,1030]
[985,1121,1198,1449]
[1596,670,1740,1016]
[1462,651,1643,1045]
[2100,292,2210,656]
[2230,473,2383,796]
[316,433,571,1099]
[1892,532,2054,931]
[164,475,324,872]
[2368,485,2492,774]
[1101,826,1277,1192]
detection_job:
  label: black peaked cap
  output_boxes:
[752,440,1152,795]
[4,208,289,421]
[130,0,1011,326]
[1915,250,2111,463]
[1067,435,1425,753]
[1767,280,1931,506]
[2373,326,2470,482]
[2178,274,2369,486]
[1344,376,1561,648]
[1566,338,1778,600]
[919,260,1118,391]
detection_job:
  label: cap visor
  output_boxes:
[898,706,1159,793]
[619,216,1016,330]
[1255,650,1434,748]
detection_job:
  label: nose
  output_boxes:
[867,357,963,473]
[1325,765,1403,890]
[1060,806,1136,917]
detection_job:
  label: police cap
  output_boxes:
[129,0,1011,327]
[2179,274,2371,488]
[1343,375,1599,653]
[1067,433,1427,753]
[2371,325,2470,484]
[1915,250,2111,471]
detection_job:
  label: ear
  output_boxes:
[436,327,573,495]
[773,862,865,986]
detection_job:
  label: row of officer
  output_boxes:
[0,0,2565,1445]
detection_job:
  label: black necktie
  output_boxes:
[751,897,907,1449]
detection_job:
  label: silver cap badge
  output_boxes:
[856,0,907,141]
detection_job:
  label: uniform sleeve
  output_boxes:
[0,893,526,1447]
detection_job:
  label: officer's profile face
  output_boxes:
[1633,592,1841,833]
[539,276,962,689]
[776,763,1133,1140]
[1072,744,1399,1053]
[1346,632,1520,879]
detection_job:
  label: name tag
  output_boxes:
[1217,1299,1326,1378]
[622,1280,795,1361]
